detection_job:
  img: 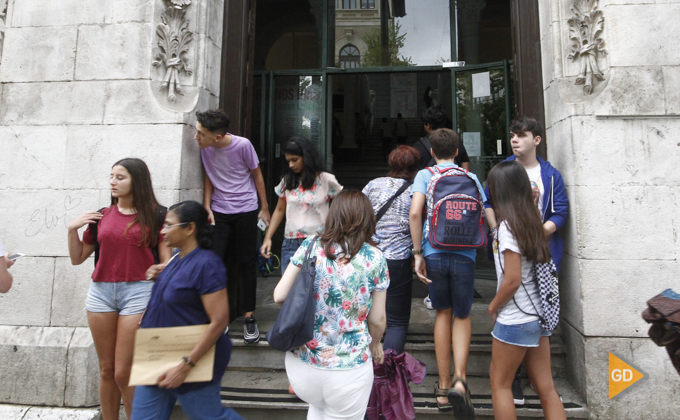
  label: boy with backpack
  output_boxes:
[409,128,486,420]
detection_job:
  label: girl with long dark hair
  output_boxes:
[487,161,566,420]
[131,201,243,420]
[67,158,170,420]
[273,190,388,419]
[362,145,420,354]
[260,136,343,270]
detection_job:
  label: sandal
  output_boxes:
[434,381,452,412]
[448,376,475,420]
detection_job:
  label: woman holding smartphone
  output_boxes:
[67,158,170,420]
[260,136,342,270]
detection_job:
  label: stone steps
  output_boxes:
[227,330,566,378]
[218,370,589,420]
[182,274,587,419]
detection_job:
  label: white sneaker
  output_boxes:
[423,295,433,310]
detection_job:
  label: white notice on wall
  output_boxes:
[463,132,482,157]
[472,72,491,98]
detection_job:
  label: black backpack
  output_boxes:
[89,205,167,267]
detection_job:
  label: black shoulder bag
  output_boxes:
[267,237,319,352]
[375,181,413,223]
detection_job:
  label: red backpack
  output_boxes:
[425,166,487,250]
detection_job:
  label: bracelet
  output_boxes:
[181,356,195,368]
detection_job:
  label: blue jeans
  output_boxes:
[383,258,413,354]
[85,280,154,315]
[425,253,475,318]
[131,381,244,420]
[281,238,305,270]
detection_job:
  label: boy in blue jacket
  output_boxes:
[484,116,568,272]
[484,116,569,405]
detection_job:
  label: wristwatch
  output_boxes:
[412,249,423,255]
[181,356,196,368]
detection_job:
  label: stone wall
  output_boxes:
[0,0,223,407]
[539,0,680,418]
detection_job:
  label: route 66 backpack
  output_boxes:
[425,166,487,250]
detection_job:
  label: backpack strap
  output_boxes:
[151,205,168,264]
[375,181,413,223]
[496,229,543,322]
[92,207,106,267]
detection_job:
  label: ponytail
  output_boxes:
[168,201,214,249]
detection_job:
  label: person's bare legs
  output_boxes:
[87,311,121,420]
[451,315,472,393]
[525,337,566,420]
[434,308,453,404]
[490,338,527,420]
[115,313,143,420]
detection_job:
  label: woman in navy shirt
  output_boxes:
[132,201,243,420]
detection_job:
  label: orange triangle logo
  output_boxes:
[608,353,644,399]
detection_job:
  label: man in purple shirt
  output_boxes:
[195,110,271,343]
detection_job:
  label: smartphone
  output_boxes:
[257,219,267,231]
[8,253,25,261]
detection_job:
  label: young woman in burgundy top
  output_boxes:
[67,158,170,420]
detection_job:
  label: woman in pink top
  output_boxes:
[260,136,343,271]
[67,158,170,420]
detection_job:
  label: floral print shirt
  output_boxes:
[275,172,343,239]
[290,237,390,370]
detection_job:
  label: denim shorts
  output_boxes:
[281,238,305,270]
[492,320,552,347]
[425,253,475,318]
[85,280,154,316]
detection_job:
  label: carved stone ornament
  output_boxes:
[567,0,607,96]
[0,0,8,64]
[153,0,193,103]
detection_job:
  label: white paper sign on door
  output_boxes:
[472,72,491,98]
[463,132,482,157]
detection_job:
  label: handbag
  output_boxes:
[366,349,427,420]
[266,237,319,352]
[375,180,413,223]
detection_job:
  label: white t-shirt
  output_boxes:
[493,222,542,325]
[525,164,544,213]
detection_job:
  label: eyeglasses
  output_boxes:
[162,222,188,230]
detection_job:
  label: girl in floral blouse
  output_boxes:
[260,136,343,270]
[273,190,389,420]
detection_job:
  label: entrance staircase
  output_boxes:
[333,118,423,191]
[200,120,592,420]
[208,269,589,420]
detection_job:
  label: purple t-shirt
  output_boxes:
[200,134,260,214]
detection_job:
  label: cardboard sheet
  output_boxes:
[129,324,215,386]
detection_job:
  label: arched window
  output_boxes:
[339,44,361,69]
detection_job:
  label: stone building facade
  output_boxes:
[0,0,678,419]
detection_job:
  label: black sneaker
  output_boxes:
[244,316,260,344]
[512,375,525,406]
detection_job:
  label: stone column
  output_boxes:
[539,0,680,418]
[0,0,223,408]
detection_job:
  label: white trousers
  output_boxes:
[285,352,373,420]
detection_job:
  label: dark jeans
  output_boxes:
[281,238,305,272]
[212,209,258,320]
[383,257,413,354]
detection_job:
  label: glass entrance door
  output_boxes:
[451,61,513,186]
[252,72,326,210]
